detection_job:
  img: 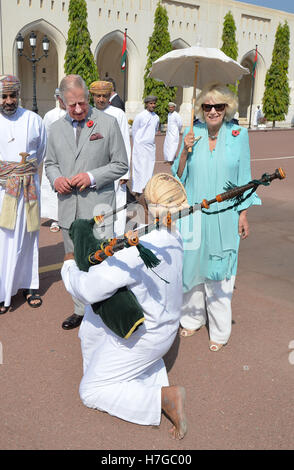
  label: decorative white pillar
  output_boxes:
[125,61,144,119]
[179,87,193,127]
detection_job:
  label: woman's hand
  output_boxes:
[238,210,249,239]
[183,131,196,151]
[177,131,195,178]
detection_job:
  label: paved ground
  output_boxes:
[0,129,293,450]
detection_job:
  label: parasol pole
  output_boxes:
[188,61,199,152]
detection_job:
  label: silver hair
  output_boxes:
[59,75,89,103]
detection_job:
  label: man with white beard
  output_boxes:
[0,75,46,314]
[89,80,131,236]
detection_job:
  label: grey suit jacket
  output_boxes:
[45,106,128,230]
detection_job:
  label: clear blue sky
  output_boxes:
[234,0,294,14]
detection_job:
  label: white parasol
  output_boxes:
[149,46,250,138]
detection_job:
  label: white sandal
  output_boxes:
[180,324,205,338]
[50,221,60,233]
[180,328,197,337]
[209,341,226,352]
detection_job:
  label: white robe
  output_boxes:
[163,111,183,162]
[61,228,183,426]
[253,108,262,126]
[40,106,66,221]
[0,107,47,306]
[131,109,159,194]
[102,105,131,236]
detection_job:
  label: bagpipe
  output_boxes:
[69,168,285,339]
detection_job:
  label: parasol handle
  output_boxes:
[188,61,199,153]
[201,168,286,209]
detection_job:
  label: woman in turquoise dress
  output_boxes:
[172,83,261,351]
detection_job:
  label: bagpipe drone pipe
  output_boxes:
[69,168,286,339]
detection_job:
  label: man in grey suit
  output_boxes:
[45,74,128,330]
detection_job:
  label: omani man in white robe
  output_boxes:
[61,173,188,440]
[253,105,262,127]
[0,75,46,313]
[163,102,183,164]
[40,88,66,231]
[131,96,159,196]
[89,80,131,236]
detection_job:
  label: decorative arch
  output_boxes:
[94,30,141,104]
[238,49,266,119]
[171,38,190,49]
[14,19,66,116]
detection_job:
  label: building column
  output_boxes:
[179,87,193,127]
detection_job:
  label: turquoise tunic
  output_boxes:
[172,121,261,293]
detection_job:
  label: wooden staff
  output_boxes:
[188,61,199,153]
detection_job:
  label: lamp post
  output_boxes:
[16,31,50,114]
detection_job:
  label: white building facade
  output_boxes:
[0,0,293,125]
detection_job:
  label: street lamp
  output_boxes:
[16,31,50,114]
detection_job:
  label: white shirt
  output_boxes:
[102,104,131,180]
[163,111,183,161]
[131,109,160,193]
[62,227,183,334]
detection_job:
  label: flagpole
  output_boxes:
[248,44,258,130]
[123,28,127,104]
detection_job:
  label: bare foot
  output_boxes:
[161,385,187,440]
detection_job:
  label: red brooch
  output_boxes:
[87,120,94,128]
[232,128,241,137]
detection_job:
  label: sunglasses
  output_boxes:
[202,103,226,112]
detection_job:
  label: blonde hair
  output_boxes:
[195,82,238,122]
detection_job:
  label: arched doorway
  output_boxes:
[96,31,128,104]
[238,49,265,120]
[238,56,253,119]
[95,31,141,118]
[17,30,58,117]
[15,20,65,117]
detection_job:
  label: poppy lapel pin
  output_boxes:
[232,128,241,137]
[87,120,94,128]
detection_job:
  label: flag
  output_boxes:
[252,47,258,78]
[121,31,127,71]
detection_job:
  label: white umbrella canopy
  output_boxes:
[149,46,249,144]
[149,46,249,88]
